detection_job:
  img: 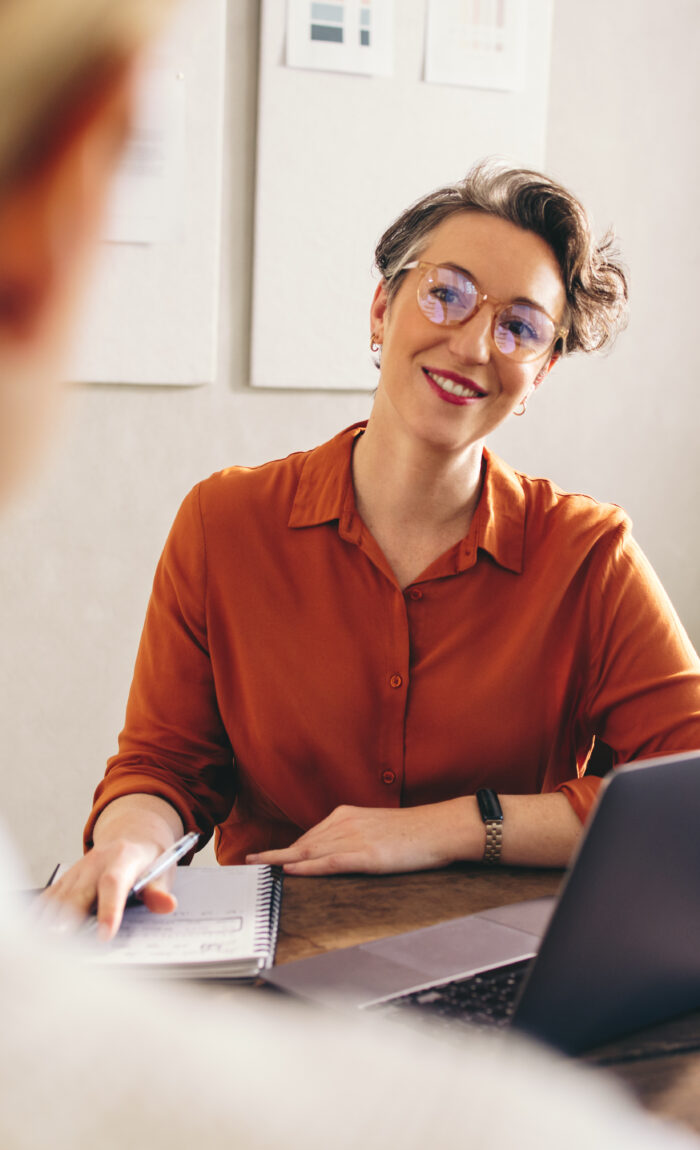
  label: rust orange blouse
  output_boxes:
[86,424,700,862]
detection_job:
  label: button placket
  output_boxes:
[376,586,411,805]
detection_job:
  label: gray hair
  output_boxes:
[374,160,629,355]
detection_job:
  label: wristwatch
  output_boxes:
[476,788,503,864]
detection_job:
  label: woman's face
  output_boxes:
[369,211,567,456]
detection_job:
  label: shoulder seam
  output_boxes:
[509,466,628,519]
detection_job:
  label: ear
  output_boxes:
[369,280,389,345]
[533,351,560,388]
[0,59,137,344]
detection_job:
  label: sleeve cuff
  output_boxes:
[553,776,603,824]
[83,777,207,854]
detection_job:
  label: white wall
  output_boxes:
[490,0,700,633]
[1,0,698,883]
[251,0,554,391]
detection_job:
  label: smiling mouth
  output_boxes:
[423,368,486,399]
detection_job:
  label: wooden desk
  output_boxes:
[273,864,700,1136]
[276,863,560,961]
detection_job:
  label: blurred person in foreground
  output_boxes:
[0,1,698,1148]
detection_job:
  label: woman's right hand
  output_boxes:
[39,794,185,941]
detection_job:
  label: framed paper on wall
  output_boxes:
[69,0,226,387]
[250,0,554,392]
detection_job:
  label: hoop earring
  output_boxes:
[370,334,382,353]
[513,397,528,417]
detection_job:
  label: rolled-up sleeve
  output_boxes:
[554,522,700,823]
[84,485,236,850]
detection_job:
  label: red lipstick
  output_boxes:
[422,367,486,406]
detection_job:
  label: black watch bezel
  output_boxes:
[476,788,503,823]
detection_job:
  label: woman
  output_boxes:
[52,162,700,939]
[5,11,700,1150]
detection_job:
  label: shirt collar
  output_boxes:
[471,449,526,574]
[288,423,526,575]
[288,422,364,531]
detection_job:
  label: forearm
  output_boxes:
[249,791,584,875]
[447,792,584,868]
[92,793,184,853]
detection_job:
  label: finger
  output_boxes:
[281,852,371,876]
[32,888,86,935]
[41,874,99,920]
[41,862,90,905]
[246,845,311,865]
[247,825,360,866]
[141,880,178,915]
[95,869,136,941]
[246,811,356,865]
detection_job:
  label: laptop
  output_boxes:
[264,751,700,1056]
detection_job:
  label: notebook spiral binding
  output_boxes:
[252,865,284,969]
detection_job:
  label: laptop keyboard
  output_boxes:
[371,959,534,1030]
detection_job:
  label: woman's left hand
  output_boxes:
[246,800,474,875]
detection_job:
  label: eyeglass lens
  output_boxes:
[416,265,556,360]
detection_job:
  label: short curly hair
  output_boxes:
[374,160,629,355]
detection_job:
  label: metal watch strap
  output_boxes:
[476,788,504,865]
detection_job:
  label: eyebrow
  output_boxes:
[438,260,548,313]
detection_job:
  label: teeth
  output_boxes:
[427,371,482,399]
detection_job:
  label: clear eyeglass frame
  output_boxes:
[400,260,568,363]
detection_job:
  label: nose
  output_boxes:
[444,306,493,364]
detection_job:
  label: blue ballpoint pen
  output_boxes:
[127,830,200,901]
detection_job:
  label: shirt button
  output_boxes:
[389,674,403,689]
[381,770,396,785]
[408,588,423,601]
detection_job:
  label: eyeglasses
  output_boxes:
[401,261,568,363]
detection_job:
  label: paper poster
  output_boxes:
[70,0,225,384]
[103,55,186,244]
[425,0,528,91]
[286,0,394,77]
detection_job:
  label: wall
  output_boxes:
[1,0,698,883]
[251,0,554,391]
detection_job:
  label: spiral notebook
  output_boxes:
[92,864,283,979]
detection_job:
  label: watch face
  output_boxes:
[477,788,504,823]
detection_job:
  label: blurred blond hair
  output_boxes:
[0,0,176,190]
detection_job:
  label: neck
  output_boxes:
[353,412,484,532]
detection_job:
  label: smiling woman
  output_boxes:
[0,0,697,1122]
[44,160,700,939]
[365,211,568,463]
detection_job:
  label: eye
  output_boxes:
[495,305,553,353]
[419,268,477,323]
[501,316,539,342]
[428,284,468,308]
